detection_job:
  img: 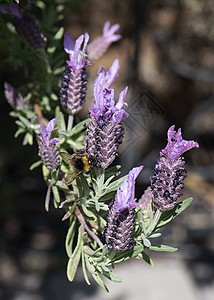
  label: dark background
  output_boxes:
[0,0,214,299]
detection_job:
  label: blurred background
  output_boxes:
[0,0,214,299]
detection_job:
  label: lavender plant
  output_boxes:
[1,1,199,292]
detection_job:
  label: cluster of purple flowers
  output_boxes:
[105,166,143,251]
[85,60,128,168]
[38,118,60,170]
[2,5,200,253]
[150,126,199,211]
[0,2,46,48]
[59,22,121,116]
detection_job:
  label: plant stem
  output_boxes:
[75,206,104,248]
[67,115,74,132]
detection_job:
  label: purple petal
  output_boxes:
[9,3,22,18]
[111,109,128,123]
[82,32,89,54]
[103,21,110,34]
[0,5,10,14]
[73,34,84,64]
[49,138,60,144]
[46,118,57,134]
[40,125,49,144]
[103,22,121,42]
[4,82,24,110]
[99,59,120,88]
[115,166,143,212]
[40,118,57,144]
[63,32,75,54]
[161,125,199,160]
[92,73,106,115]
[107,24,120,35]
[98,65,105,76]
[116,86,128,109]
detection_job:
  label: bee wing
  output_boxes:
[65,170,81,185]
[60,152,72,166]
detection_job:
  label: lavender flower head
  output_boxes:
[38,118,60,170]
[4,82,24,110]
[151,125,199,211]
[0,3,46,48]
[85,62,128,168]
[87,21,121,61]
[60,32,90,115]
[105,166,143,251]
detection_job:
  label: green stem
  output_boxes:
[75,206,103,248]
[67,115,74,132]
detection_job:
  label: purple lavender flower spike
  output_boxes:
[0,3,46,48]
[85,71,128,168]
[87,21,121,61]
[105,166,143,251]
[4,82,24,110]
[150,126,199,211]
[38,118,60,170]
[60,32,90,115]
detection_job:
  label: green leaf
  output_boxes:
[47,46,56,54]
[91,273,109,293]
[60,152,72,165]
[18,115,31,127]
[65,216,77,257]
[82,205,93,218]
[101,175,127,197]
[42,164,50,181]
[148,243,178,252]
[79,174,90,198]
[54,27,64,40]
[149,233,162,238]
[50,93,58,101]
[141,233,151,247]
[36,1,46,9]
[14,128,25,138]
[157,198,193,229]
[105,165,121,180]
[101,269,122,283]
[67,226,82,282]
[141,251,154,266]
[70,118,90,136]
[82,252,91,285]
[23,132,33,145]
[55,106,66,131]
[30,160,42,171]
[52,185,60,207]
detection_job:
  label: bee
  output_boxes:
[60,149,94,185]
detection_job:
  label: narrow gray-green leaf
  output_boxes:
[29,160,42,171]
[92,273,109,293]
[54,27,64,40]
[82,251,90,285]
[149,243,178,252]
[70,119,90,136]
[67,226,82,281]
[141,251,154,266]
[65,216,76,257]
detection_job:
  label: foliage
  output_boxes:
[1,0,195,292]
